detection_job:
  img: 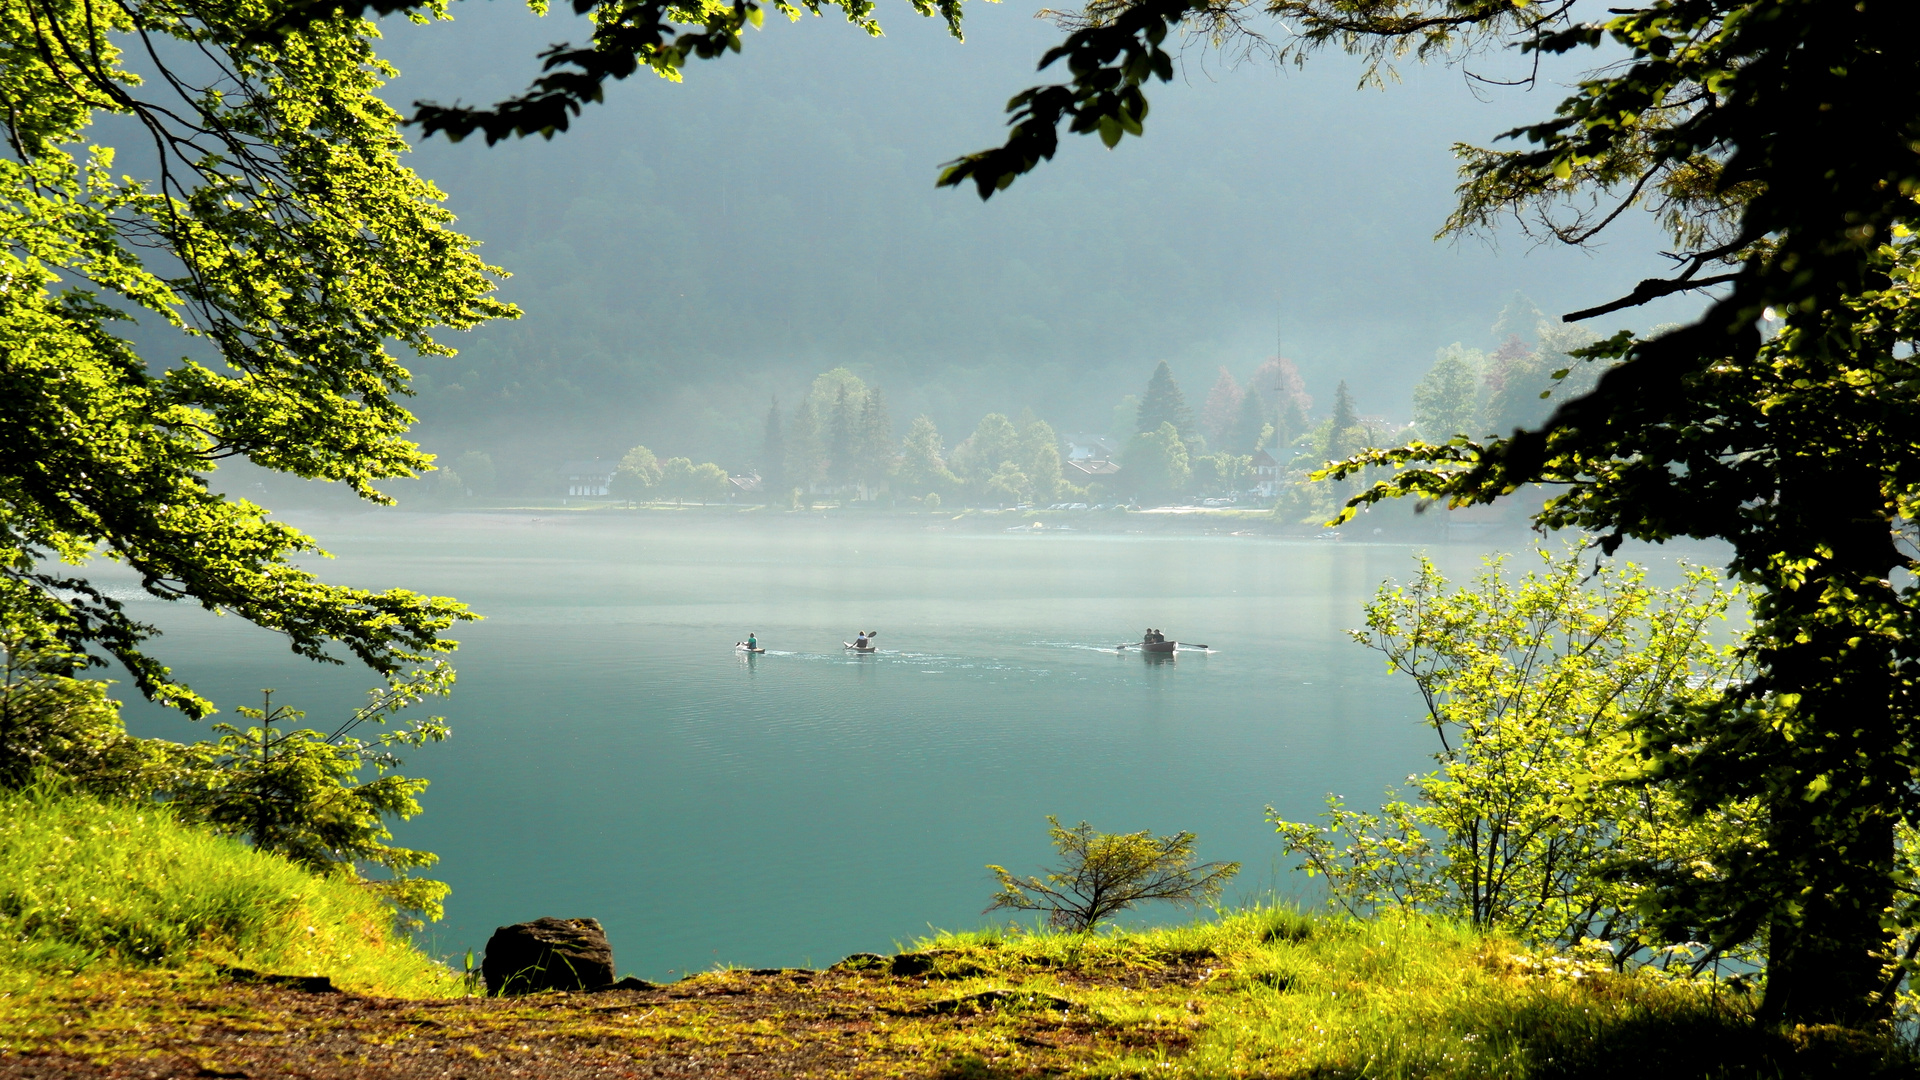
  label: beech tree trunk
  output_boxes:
[1759,812,1896,1026]
[1757,480,1904,1027]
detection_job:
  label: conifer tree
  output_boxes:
[1330,381,1358,440]
[785,398,823,494]
[827,386,858,489]
[1281,397,1311,453]
[1230,389,1270,456]
[1135,362,1194,437]
[759,397,785,498]
[855,388,895,497]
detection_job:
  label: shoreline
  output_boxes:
[270,500,1535,544]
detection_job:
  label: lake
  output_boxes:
[109,511,1708,979]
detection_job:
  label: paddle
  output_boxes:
[1175,642,1210,650]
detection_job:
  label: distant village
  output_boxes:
[539,355,1392,521]
[419,299,1581,528]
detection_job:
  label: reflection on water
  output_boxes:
[104,513,1715,979]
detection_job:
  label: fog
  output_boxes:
[364,2,1701,474]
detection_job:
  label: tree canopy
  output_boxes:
[996,0,1920,1027]
[1135,360,1193,437]
[2,0,515,714]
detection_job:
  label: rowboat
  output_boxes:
[1140,640,1176,653]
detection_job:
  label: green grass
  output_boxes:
[0,782,457,996]
[2,786,1913,1076]
[906,908,1913,1078]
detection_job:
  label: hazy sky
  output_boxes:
[369,1,1701,457]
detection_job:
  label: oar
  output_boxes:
[1114,641,1139,651]
[1175,642,1210,650]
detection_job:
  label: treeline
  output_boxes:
[1406,298,1606,444]
[751,369,1078,507]
[1266,298,1608,523]
[609,450,733,503]
[739,358,1323,507]
[378,294,1598,512]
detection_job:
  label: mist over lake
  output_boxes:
[104,512,1716,979]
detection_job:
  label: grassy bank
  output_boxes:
[0,784,455,997]
[1,788,1911,1077]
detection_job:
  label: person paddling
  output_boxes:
[747,632,758,650]
[854,631,869,650]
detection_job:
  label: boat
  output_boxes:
[736,645,765,653]
[844,642,877,652]
[1140,640,1176,653]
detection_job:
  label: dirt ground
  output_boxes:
[0,962,1209,1079]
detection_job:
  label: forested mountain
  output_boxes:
[364,2,1702,487]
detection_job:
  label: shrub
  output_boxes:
[987,817,1239,932]
[1271,550,1752,968]
[170,671,453,926]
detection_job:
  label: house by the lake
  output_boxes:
[562,459,615,497]
[1249,449,1281,498]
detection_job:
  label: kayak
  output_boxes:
[737,646,765,653]
[844,643,877,652]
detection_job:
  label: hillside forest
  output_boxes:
[351,294,1599,517]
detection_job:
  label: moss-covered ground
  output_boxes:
[5,913,1917,1078]
[2,787,1915,1077]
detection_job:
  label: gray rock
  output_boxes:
[482,917,616,995]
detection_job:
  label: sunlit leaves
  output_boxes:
[1273,551,1752,966]
[406,0,961,144]
[987,816,1240,932]
[1,0,505,712]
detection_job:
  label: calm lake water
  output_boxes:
[108,512,1714,979]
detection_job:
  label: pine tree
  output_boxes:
[828,385,858,489]
[855,387,895,497]
[759,396,785,497]
[1328,381,1363,460]
[785,397,823,493]
[1136,361,1194,437]
[1280,396,1310,451]
[1491,292,1546,343]
[1201,367,1243,446]
[1229,388,1269,455]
